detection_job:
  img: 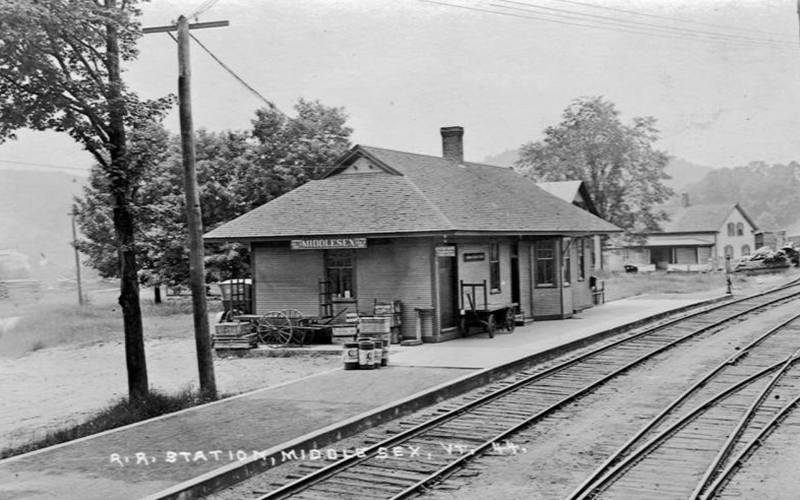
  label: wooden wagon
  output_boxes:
[232,310,332,347]
[459,280,517,338]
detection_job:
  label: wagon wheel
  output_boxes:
[485,313,496,339]
[256,311,293,346]
[505,307,516,333]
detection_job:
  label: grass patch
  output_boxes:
[0,388,219,459]
[600,270,738,302]
[0,293,223,357]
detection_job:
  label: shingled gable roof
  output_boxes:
[204,145,621,242]
[536,180,599,215]
[655,203,757,234]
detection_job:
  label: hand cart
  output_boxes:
[460,280,517,338]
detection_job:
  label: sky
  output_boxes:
[1,0,800,176]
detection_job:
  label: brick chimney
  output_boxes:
[441,126,464,164]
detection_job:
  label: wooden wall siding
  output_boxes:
[253,244,323,316]
[456,242,513,309]
[531,238,567,319]
[572,239,594,312]
[355,238,433,340]
[519,242,533,319]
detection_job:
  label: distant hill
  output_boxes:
[664,157,714,193]
[0,170,86,278]
[481,150,712,194]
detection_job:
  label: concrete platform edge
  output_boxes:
[144,294,732,500]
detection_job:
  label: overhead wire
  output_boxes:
[546,0,796,39]
[0,158,89,173]
[164,31,289,118]
[419,0,796,51]
[494,0,796,49]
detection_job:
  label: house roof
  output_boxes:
[204,145,621,242]
[656,203,757,234]
[536,180,599,215]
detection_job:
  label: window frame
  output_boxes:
[535,240,556,287]
[489,242,501,294]
[736,222,744,236]
[563,238,572,286]
[577,238,586,282]
[325,249,356,300]
[727,222,735,237]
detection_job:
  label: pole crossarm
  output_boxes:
[142,20,229,34]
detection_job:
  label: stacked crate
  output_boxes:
[213,322,257,350]
[359,316,391,345]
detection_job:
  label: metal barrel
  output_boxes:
[342,342,359,370]
[358,339,375,370]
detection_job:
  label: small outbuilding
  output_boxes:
[204,127,620,342]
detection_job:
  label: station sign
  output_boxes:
[463,252,486,262]
[291,238,367,250]
[435,245,456,257]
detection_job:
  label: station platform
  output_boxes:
[0,292,725,500]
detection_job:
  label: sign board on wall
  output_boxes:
[290,238,367,250]
[435,245,456,257]
[463,252,486,262]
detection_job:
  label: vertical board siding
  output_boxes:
[457,241,512,308]
[355,238,433,339]
[531,238,566,319]
[253,244,323,316]
[519,242,532,319]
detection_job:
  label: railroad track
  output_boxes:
[218,280,800,500]
[565,311,800,500]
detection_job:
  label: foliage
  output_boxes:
[74,99,353,287]
[685,161,800,230]
[0,0,174,399]
[515,97,673,235]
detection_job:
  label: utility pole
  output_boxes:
[70,209,84,306]
[143,16,228,399]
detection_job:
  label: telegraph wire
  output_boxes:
[163,31,289,118]
[419,0,796,51]
[0,158,89,173]
[494,0,796,48]
[188,0,221,20]
[546,0,796,39]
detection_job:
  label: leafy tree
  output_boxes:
[515,97,673,235]
[75,100,353,294]
[0,0,172,399]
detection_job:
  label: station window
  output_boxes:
[736,222,744,236]
[489,242,501,293]
[325,250,355,299]
[535,240,555,286]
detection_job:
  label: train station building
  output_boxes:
[204,127,620,343]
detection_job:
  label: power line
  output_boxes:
[494,0,796,49]
[163,31,289,118]
[188,0,221,20]
[0,158,89,172]
[419,0,796,51]
[546,0,796,40]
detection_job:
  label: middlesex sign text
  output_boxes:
[291,238,367,250]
